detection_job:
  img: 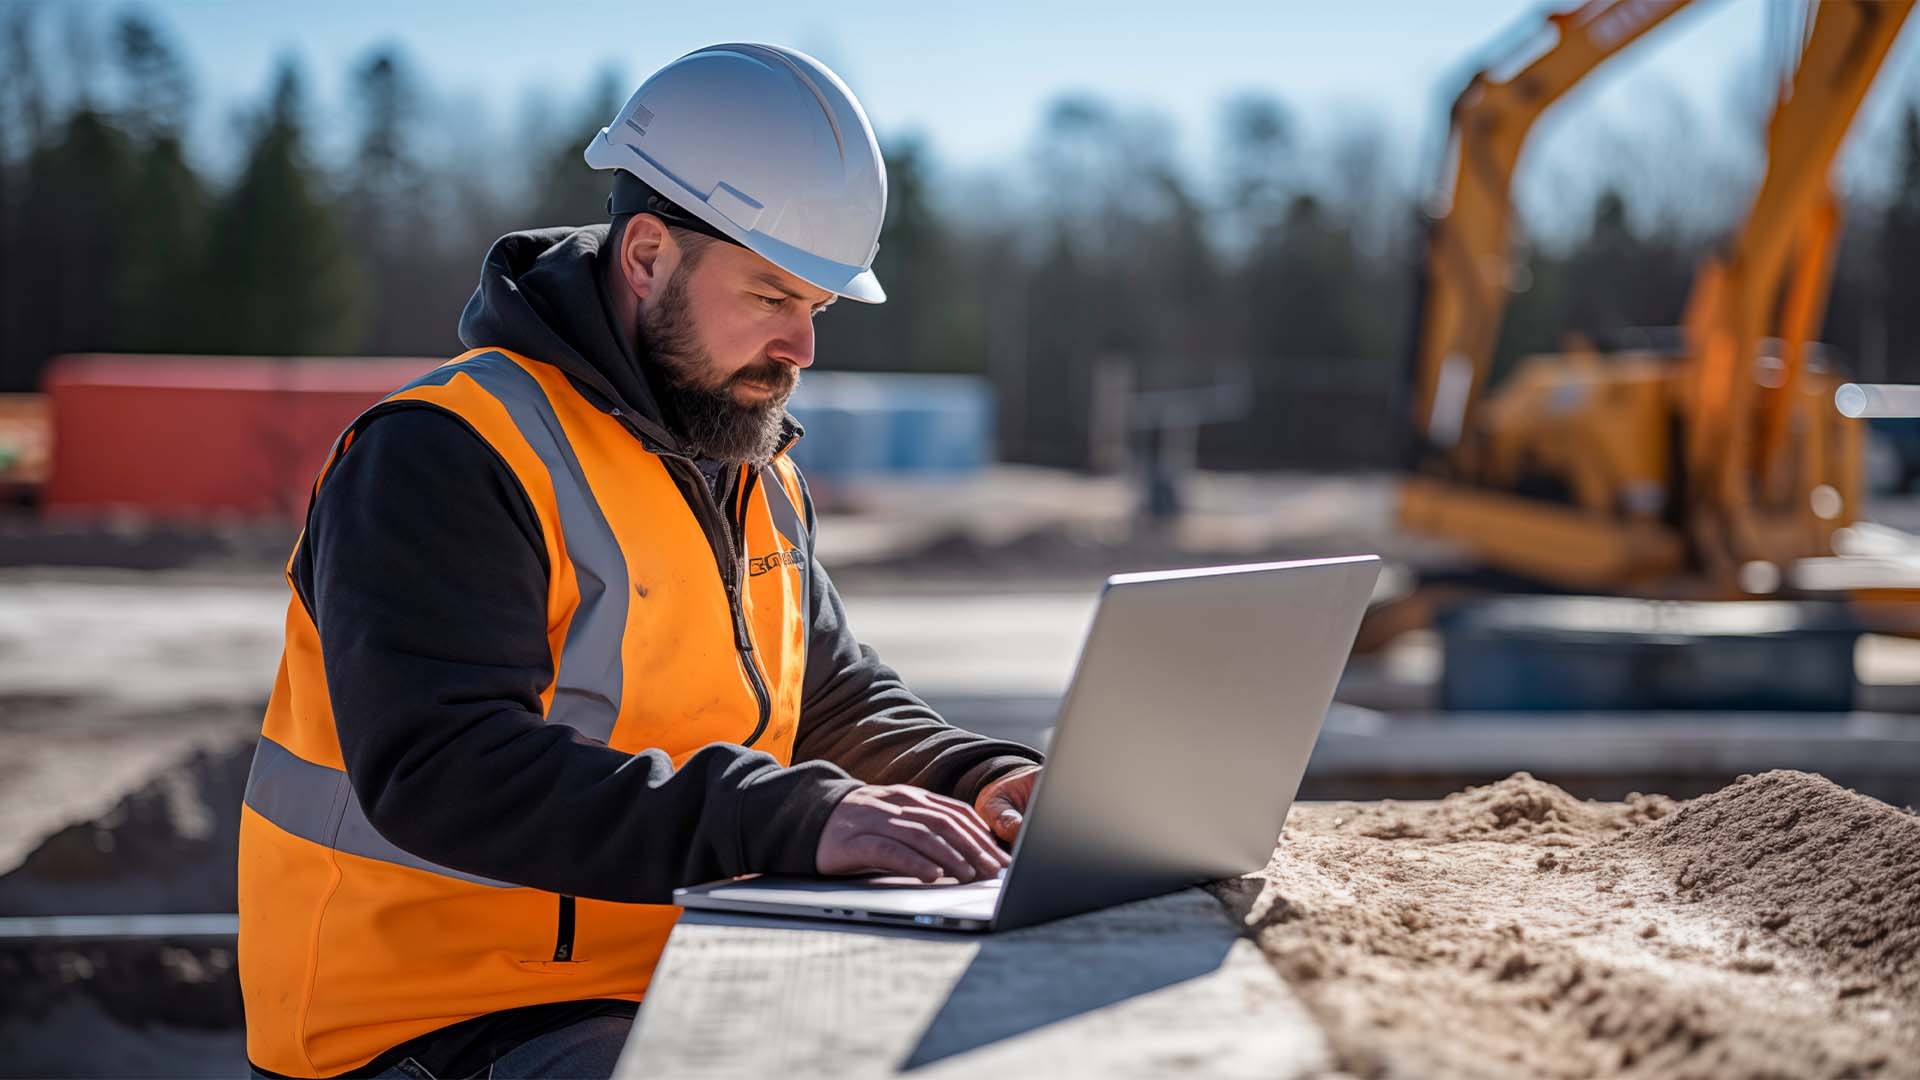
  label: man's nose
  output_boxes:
[768,314,815,369]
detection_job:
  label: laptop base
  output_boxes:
[678,873,1001,931]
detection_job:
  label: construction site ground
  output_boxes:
[2,466,1918,1076]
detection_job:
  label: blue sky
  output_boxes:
[36,1,1920,227]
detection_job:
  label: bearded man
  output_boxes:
[238,43,1044,1080]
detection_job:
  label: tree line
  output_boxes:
[4,6,1920,469]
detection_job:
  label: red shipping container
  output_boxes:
[43,354,438,521]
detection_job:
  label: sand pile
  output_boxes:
[1213,771,1920,1080]
[1335,771,1674,844]
[1589,771,1920,1001]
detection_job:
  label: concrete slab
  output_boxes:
[812,467,1399,570]
[617,887,1333,1079]
[0,573,274,877]
[0,571,286,709]
[1306,706,1920,804]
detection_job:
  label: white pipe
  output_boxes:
[1834,383,1920,419]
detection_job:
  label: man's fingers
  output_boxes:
[899,790,1006,861]
[881,816,983,882]
[897,788,1006,864]
[977,768,1039,845]
[850,835,945,883]
[977,787,1025,840]
[897,807,1005,879]
[916,788,990,822]
[816,784,1024,882]
[990,807,1023,843]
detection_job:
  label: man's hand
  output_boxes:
[816,784,1011,883]
[975,765,1043,845]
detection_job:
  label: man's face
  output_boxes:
[639,236,836,466]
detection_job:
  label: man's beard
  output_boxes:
[640,273,798,467]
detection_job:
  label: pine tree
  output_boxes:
[0,6,126,391]
[0,10,17,387]
[112,12,209,352]
[817,135,982,374]
[348,47,459,355]
[9,107,137,389]
[525,68,624,227]
[202,59,363,355]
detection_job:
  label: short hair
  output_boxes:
[668,226,718,268]
[605,214,718,281]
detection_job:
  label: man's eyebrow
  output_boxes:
[752,272,835,307]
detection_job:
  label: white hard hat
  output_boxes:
[584,43,888,304]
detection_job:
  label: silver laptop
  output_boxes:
[674,554,1381,933]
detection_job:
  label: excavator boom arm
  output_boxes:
[1684,0,1914,560]
[1408,0,1698,460]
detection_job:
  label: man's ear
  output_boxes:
[616,213,672,303]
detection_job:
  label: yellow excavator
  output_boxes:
[1394,0,1914,625]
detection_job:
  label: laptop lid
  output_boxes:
[989,555,1380,930]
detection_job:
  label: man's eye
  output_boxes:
[755,294,785,310]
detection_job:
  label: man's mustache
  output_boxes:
[728,362,797,395]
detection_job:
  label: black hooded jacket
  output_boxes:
[286,225,1043,1072]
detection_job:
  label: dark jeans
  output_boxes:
[251,1013,635,1080]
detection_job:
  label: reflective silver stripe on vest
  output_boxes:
[761,465,812,638]
[399,353,628,742]
[760,466,809,553]
[243,736,515,888]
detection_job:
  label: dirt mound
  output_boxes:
[1334,772,1674,845]
[1590,770,1920,1000]
[1216,772,1920,1080]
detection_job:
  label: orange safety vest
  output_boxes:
[238,348,811,1077]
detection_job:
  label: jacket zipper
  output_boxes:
[728,465,774,747]
[604,406,783,749]
[552,895,576,961]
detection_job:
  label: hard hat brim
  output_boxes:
[841,270,885,304]
[587,131,886,305]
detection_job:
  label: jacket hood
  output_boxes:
[458,224,680,446]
